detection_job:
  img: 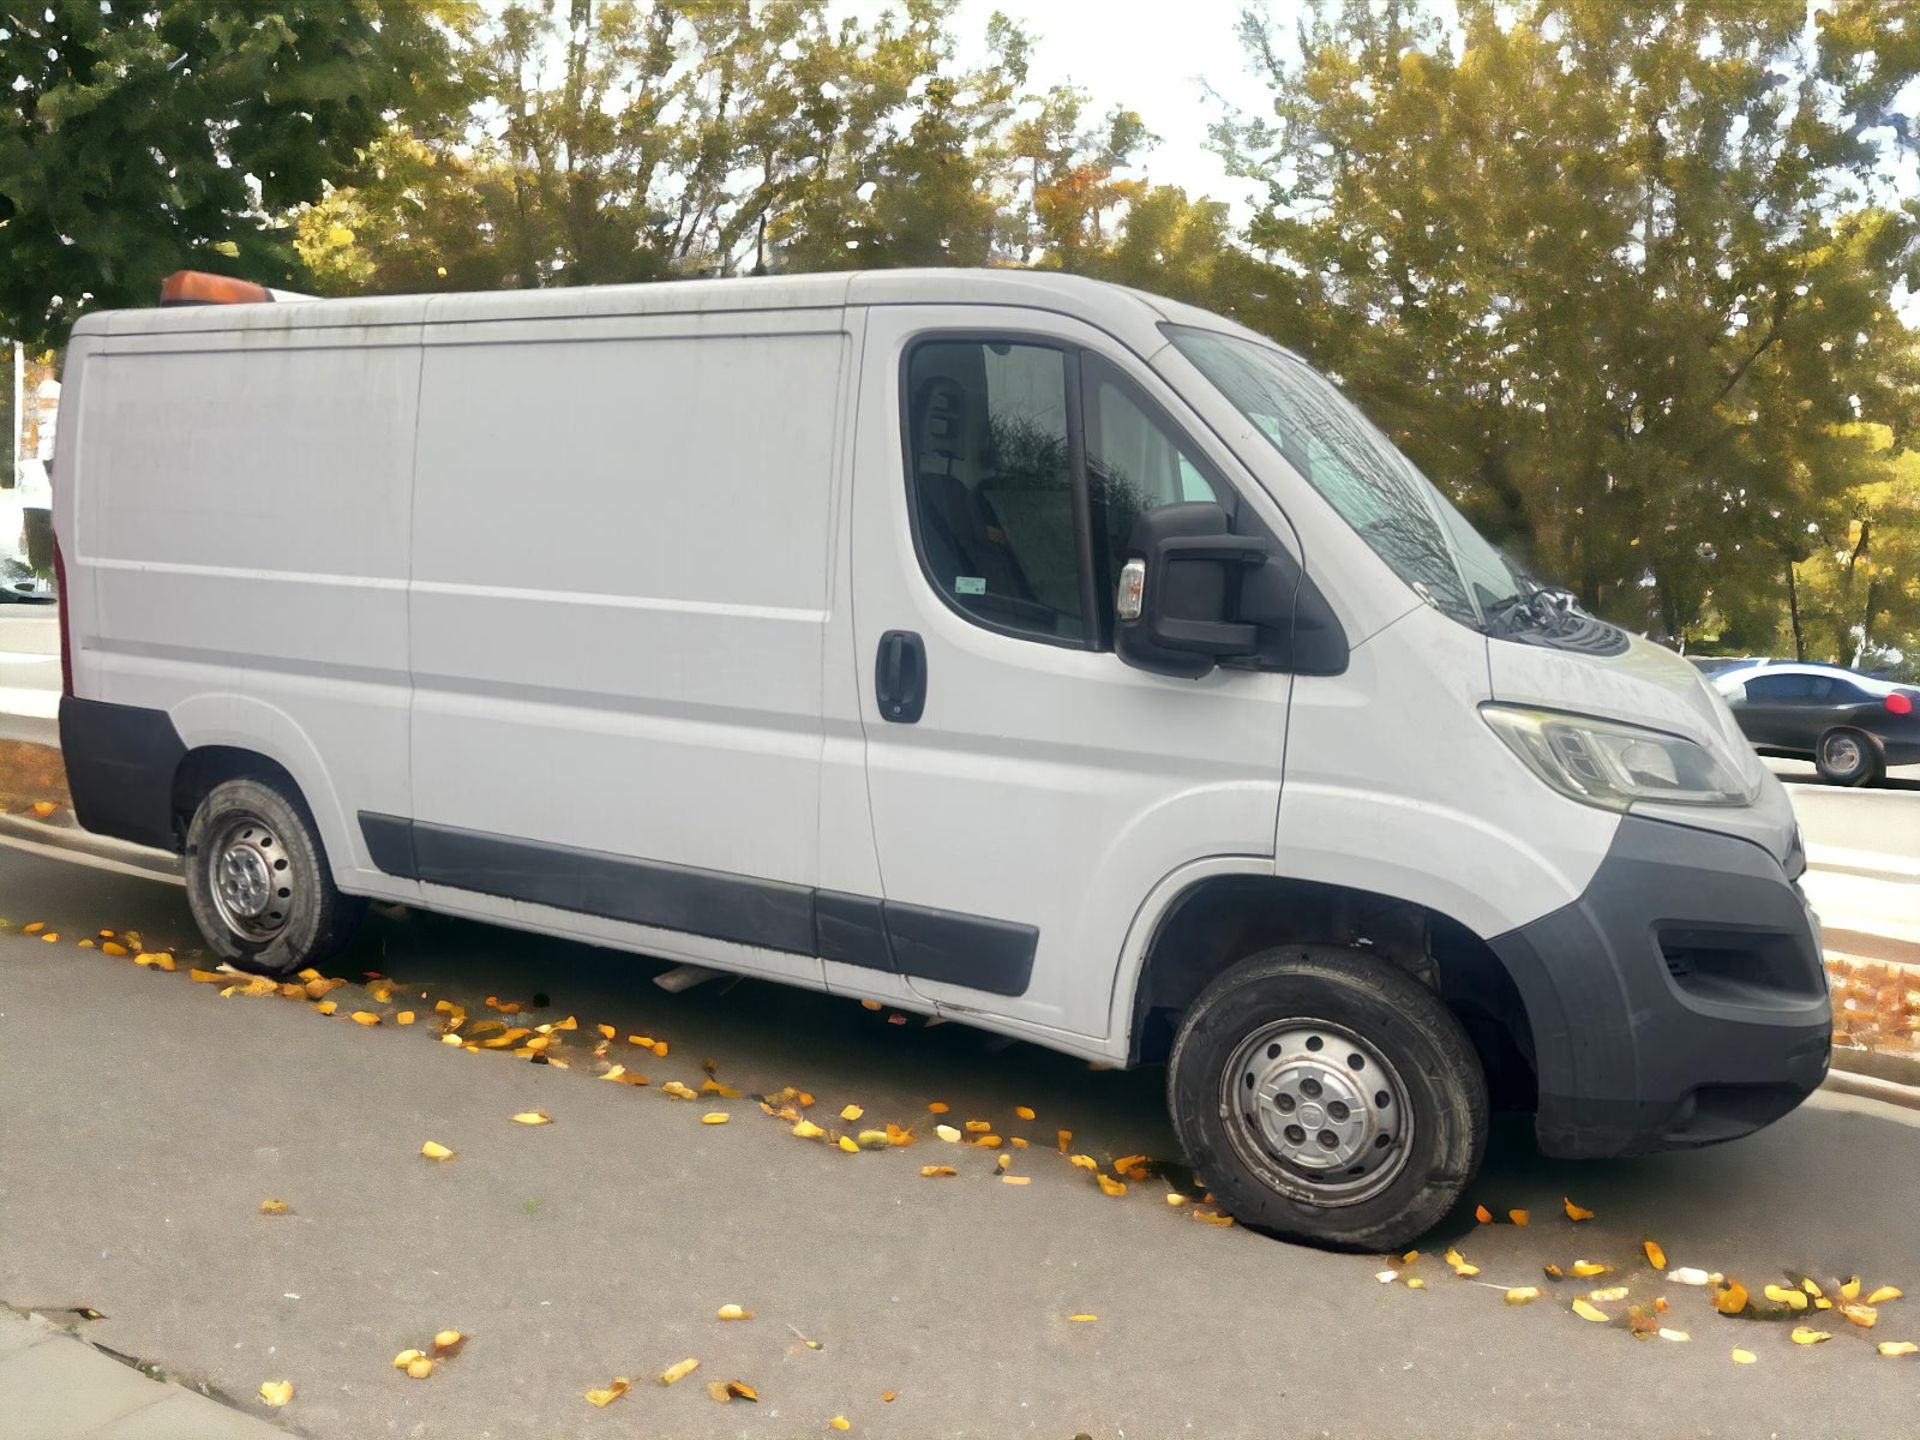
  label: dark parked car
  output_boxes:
[1712,662,1920,785]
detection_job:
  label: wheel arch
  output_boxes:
[165,695,355,870]
[1114,866,1540,1111]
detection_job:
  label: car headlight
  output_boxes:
[1481,704,1756,811]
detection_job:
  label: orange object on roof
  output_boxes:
[160,271,275,306]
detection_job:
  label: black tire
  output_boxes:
[1167,945,1487,1251]
[183,777,366,978]
[1814,727,1884,787]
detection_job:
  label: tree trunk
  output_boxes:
[1785,559,1805,661]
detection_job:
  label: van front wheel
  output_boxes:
[1167,946,1487,1251]
[183,778,365,979]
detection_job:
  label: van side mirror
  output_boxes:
[1114,503,1268,679]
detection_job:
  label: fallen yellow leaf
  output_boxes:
[885,1123,916,1147]
[441,1034,462,1046]
[1842,1276,1862,1302]
[1802,1277,1825,1298]
[1841,1303,1879,1329]
[350,1011,381,1026]
[661,1081,698,1100]
[100,941,128,957]
[1068,1154,1100,1171]
[856,1129,891,1149]
[838,1135,860,1154]
[1015,1105,1036,1121]
[1564,1197,1595,1222]
[259,1199,288,1215]
[1878,1341,1918,1357]
[1068,1313,1098,1322]
[22,922,43,933]
[1570,1261,1610,1279]
[700,1078,742,1098]
[964,1120,991,1133]
[1731,1347,1757,1365]
[1506,1287,1543,1305]
[920,1164,957,1177]
[406,1356,435,1379]
[973,1134,1003,1149]
[1869,1286,1905,1305]
[1057,1129,1072,1152]
[1509,1209,1529,1226]
[652,1041,669,1057]
[1715,1282,1749,1316]
[1587,1285,1629,1303]
[510,1111,551,1126]
[1658,1328,1691,1342]
[717,1304,753,1321]
[420,1141,454,1160]
[1401,1250,1419,1264]
[1002,1174,1031,1185]
[29,801,56,818]
[831,1419,851,1432]
[1571,1298,1610,1323]
[1444,1248,1479,1277]
[658,1357,699,1386]
[392,1349,423,1369]
[258,1380,293,1407]
[1405,1277,1426,1289]
[1474,1204,1492,1224]
[1095,1173,1126,1197]
[1166,1193,1188,1206]
[1764,1283,1809,1312]
[793,1119,826,1140]
[1790,1327,1831,1345]
[597,1024,615,1040]
[927,1102,950,1114]
[40,932,58,942]
[1193,1209,1235,1227]
[1009,1135,1029,1149]
[701,1112,730,1125]
[584,1377,630,1407]
[433,1330,463,1352]
[628,1035,652,1047]
[882,1391,897,1402]
[934,1124,961,1142]
[1644,1240,1667,1270]
[841,1104,864,1122]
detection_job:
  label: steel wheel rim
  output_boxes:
[1822,734,1862,775]
[1221,1018,1414,1207]
[207,813,295,943]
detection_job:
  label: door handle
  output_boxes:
[875,630,927,724]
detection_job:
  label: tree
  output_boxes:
[299,0,1041,291]
[1216,0,1920,645]
[0,1,468,349]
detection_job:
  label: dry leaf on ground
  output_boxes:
[585,1378,631,1407]
[510,1111,551,1125]
[659,1357,700,1386]
[420,1141,454,1160]
[257,1380,293,1407]
[1563,1197,1595,1221]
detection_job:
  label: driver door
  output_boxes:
[843,305,1293,1043]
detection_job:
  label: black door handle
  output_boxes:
[875,630,926,724]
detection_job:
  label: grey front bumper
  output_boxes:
[1490,815,1831,1159]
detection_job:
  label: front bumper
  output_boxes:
[1490,815,1830,1159]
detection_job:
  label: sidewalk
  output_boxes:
[0,1309,287,1439]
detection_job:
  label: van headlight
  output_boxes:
[1480,705,1756,811]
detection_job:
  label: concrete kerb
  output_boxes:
[0,1308,287,1439]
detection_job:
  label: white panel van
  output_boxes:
[51,270,1830,1248]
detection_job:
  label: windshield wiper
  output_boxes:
[1483,576,1579,636]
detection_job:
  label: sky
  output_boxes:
[833,0,1282,219]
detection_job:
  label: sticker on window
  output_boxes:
[954,576,987,596]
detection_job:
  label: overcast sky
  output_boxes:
[833,0,1280,217]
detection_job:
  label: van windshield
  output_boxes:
[1166,326,1523,629]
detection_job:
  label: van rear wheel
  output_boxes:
[1167,945,1487,1251]
[183,777,365,979]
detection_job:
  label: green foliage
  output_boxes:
[1215,0,1920,648]
[0,1,468,348]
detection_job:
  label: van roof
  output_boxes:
[71,267,1263,356]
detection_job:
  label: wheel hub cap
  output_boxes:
[1826,736,1861,771]
[1224,1021,1413,1205]
[206,816,292,942]
[217,845,273,918]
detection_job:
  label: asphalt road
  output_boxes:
[4,849,1920,1440]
